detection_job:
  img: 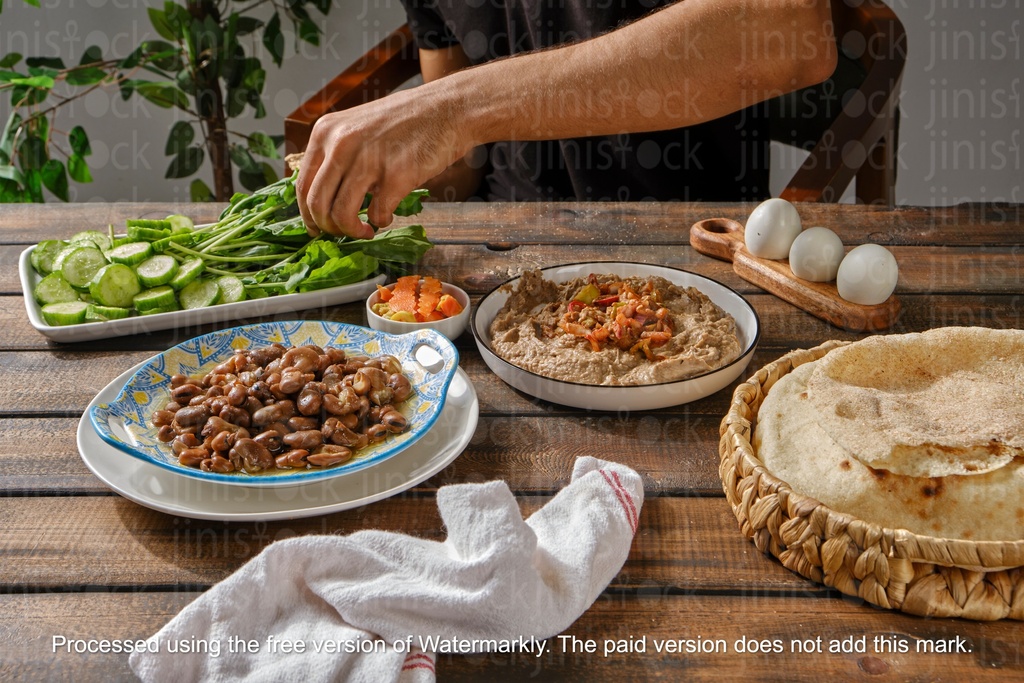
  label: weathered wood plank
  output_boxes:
[0,414,727,496]
[0,496,793,592]
[2,202,1021,246]
[2,591,1020,682]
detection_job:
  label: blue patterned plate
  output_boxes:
[90,321,459,488]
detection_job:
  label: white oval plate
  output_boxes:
[471,262,760,411]
[90,320,459,488]
[19,245,385,343]
[78,360,478,521]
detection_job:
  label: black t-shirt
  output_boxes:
[400,0,769,202]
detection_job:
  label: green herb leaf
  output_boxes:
[165,121,194,155]
[166,146,204,179]
[9,74,54,89]
[40,159,68,201]
[394,189,430,216]
[299,252,379,292]
[67,154,92,183]
[262,13,284,67]
[69,125,91,157]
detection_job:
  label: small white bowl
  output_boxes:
[366,280,471,340]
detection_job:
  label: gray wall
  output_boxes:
[2,0,1020,206]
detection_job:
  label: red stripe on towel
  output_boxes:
[402,662,436,673]
[599,469,637,533]
[609,470,639,531]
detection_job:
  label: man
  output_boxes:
[297,0,836,238]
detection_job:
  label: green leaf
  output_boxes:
[69,125,90,156]
[298,19,320,46]
[0,164,25,186]
[24,168,43,203]
[163,2,190,39]
[235,16,263,35]
[394,189,430,217]
[147,8,175,40]
[299,252,379,292]
[40,158,68,201]
[0,70,21,83]
[22,0,42,7]
[25,56,64,70]
[165,121,194,156]
[142,40,183,72]
[135,81,189,109]
[190,178,213,202]
[336,224,433,264]
[9,74,54,89]
[242,66,265,94]
[262,13,284,68]
[79,45,103,66]
[65,66,107,86]
[17,135,46,170]
[247,131,280,159]
[67,154,92,183]
[311,0,331,13]
[0,53,22,69]
[0,112,22,162]
[166,146,204,179]
[232,144,260,175]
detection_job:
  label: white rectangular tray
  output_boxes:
[19,246,385,343]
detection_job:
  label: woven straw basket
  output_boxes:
[719,340,1024,621]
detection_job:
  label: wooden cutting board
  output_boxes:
[690,218,900,332]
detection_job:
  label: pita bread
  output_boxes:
[754,327,1024,542]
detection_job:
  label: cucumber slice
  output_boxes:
[51,244,81,274]
[179,278,220,310]
[70,230,113,252]
[166,214,194,233]
[126,218,173,231]
[127,225,171,242]
[89,263,142,308]
[34,272,80,305]
[169,258,204,291]
[41,301,89,326]
[136,254,180,287]
[133,286,177,312]
[215,275,246,304]
[151,232,193,253]
[30,240,68,275]
[107,242,153,266]
[139,302,180,316]
[111,236,135,248]
[60,246,108,289]
[85,304,131,321]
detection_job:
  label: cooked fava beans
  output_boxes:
[153,344,413,474]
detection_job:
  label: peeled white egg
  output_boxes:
[788,227,845,282]
[744,198,802,259]
[836,244,899,305]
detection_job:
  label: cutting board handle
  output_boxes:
[689,218,746,261]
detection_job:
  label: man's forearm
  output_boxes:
[433,0,835,148]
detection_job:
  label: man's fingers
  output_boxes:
[295,147,324,233]
[330,174,377,240]
[366,186,404,229]
[306,158,349,236]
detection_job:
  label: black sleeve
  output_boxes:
[398,0,460,50]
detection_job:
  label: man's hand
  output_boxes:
[296,85,469,238]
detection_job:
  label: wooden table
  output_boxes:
[2,201,1023,681]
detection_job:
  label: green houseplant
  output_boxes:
[0,0,332,202]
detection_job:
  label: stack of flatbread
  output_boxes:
[754,327,1024,542]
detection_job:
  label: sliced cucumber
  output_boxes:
[126,218,173,231]
[179,278,220,310]
[215,275,246,304]
[166,214,194,233]
[89,263,142,308]
[51,244,82,274]
[41,301,89,326]
[133,286,178,312]
[127,225,171,242]
[30,240,68,275]
[85,304,131,321]
[107,242,153,266]
[139,302,180,316]
[60,246,108,289]
[34,272,80,305]
[111,236,135,249]
[136,254,180,287]
[169,258,204,291]
[70,230,113,252]
[151,232,193,253]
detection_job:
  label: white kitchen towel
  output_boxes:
[129,456,642,682]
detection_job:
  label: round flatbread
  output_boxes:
[754,327,1024,542]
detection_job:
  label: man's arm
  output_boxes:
[298,0,836,237]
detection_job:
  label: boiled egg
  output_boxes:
[836,244,899,305]
[744,198,802,259]
[789,227,844,282]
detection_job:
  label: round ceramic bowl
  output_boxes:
[366,280,471,341]
[471,262,760,411]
